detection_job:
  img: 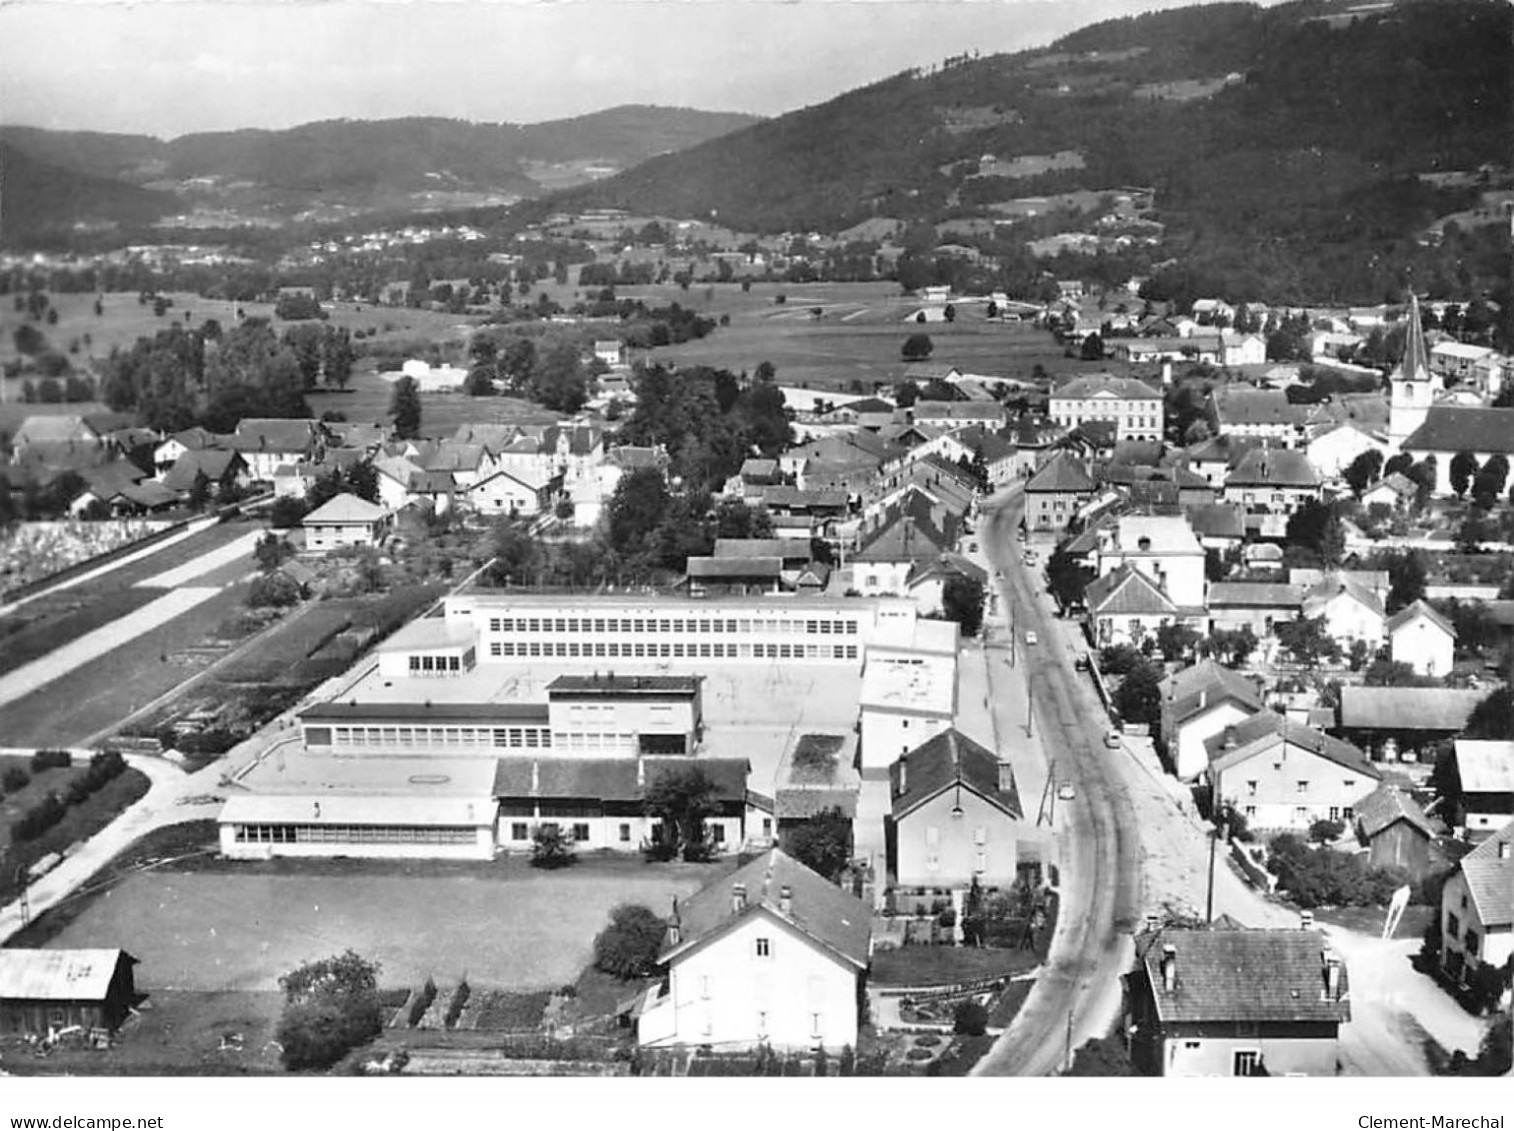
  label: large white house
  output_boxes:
[1300,572,1386,649]
[636,849,872,1051]
[1159,660,1265,782]
[1206,713,1381,832]
[1094,513,1207,609]
[1049,373,1164,442]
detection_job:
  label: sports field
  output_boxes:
[45,860,729,992]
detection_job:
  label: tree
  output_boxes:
[894,379,921,407]
[1386,550,1427,614]
[953,1000,988,1037]
[530,824,576,869]
[1465,687,1514,741]
[13,324,46,356]
[321,327,354,389]
[1471,454,1509,509]
[1285,499,1345,566]
[592,904,667,979]
[901,333,934,361]
[1383,452,1414,480]
[247,571,301,608]
[1456,513,1493,553]
[643,766,719,862]
[1113,659,1164,727]
[1046,545,1092,611]
[1208,625,1258,668]
[253,532,293,573]
[1344,449,1384,496]
[188,469,213,510]
[1080,332,1104,361]
[942,303,956,324]
[1450,451,1479,498]
[606,466,671,563]
[782,808,852,881]
[1276,615,1340,666]
[389,375,422,439]
[1066,1036,1138,1076]
[940,574,986,638]
[275,950,382,1070]
[532,340,588,413]
[274,292,325,321]
[1156,622,1202,662]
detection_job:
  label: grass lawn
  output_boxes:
[0,990,285,1076]
[306,372,553,434]
[870,944,1042,987]
[0,580,251,747]
[1311,903,1435,939]
[33,855,733,994]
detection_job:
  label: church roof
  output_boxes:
[1392,294,1431,385]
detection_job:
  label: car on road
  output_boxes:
[1103,730,1122,749]
[1024,631,1038,646]
[1074,655,1091,672]
[1057,782,1076,801]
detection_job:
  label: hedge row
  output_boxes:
[11,751,128,844]
[31,749,72,772]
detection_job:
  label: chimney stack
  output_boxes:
[1145,914,1160,934]
[1198,688,1208,711]
[779,885,793,917]
[997,760,1015,795]
[669,896,681,945]
[1300,910,1314,929]
[1160,945,1177,992]
[1499,840,1510,860]
[897,753,908,796]
[1323,949,1342,1001]
[732,883,747,914]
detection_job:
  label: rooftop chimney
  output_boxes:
[1323,949,1342,1001]
[897,753,908,796]
[1223,728,1238,751]
[732,883,747,915]
[1145,914,1160,934]
[997,760,1015,794]
[779,885,793,917]
[1137,536,1152,552]
[1300,910,1314,929]
[1198,688,1208,711]
[669,896,682,945]
[1499,841,1511,860]
[1160,944,1177,992]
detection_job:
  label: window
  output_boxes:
[1244,805,1256,818]
[1297,780,1309,793]
[1233,1050,1263,1077]
[511,822,529,841]
[1246,781,1257,797]
[1466,930,1479,956]
[1294,806,1309,824]
[811,1012,823,1039]
[1446,912,1460,939]
[762,817,772,836]
[1343,779,1355,791]
[619,823,631,843]
[1329,807,1340,822]
[756,1009,766,1034]
[755,938,771,959]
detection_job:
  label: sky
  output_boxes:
[0,0,1198,138]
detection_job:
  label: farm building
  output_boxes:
[0,949,139,1037]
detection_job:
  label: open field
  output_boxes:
[0,581,251,747]
[0,291,483,373]
[41,858,731,992]
[645,308,1107,392]
[305,375,556,434]
[0,586,163,677]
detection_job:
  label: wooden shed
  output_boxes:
[0,948,139,1037]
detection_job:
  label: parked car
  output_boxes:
[1074,655,1091,672]
[1103,730,1122,749]
[1025,631,1038,646]
[1057,782,1076,801]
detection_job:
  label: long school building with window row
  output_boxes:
[445,592,925,666]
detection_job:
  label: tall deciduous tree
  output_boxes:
[389,375,422,439]
[643,766,719,862]
[1450,450,1479,498]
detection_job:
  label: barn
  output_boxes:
[0,948,139,1037]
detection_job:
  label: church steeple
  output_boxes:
[1388,292,1439,447]
[1393,292,1431,384]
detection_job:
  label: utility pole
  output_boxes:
[1205,826,1218,924]
[1026,681,1034,739]
[1064,1006,1074,1073]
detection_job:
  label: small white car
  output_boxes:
[1057,782,1076,801]
[1025,631,1038,646]
[1103,730,1122,749]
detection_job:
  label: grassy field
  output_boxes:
[38,857,732,992]
[0,581,252,747]
[305,374,556,435]
[870,944,1042,987]
[0,586,164,677]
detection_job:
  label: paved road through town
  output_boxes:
[973,486,1144,1075]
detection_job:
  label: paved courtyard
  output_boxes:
[43,860,729,992]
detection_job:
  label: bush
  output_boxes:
[2,766,30,792]
[1309,818,1346,843]
[31,749,72,772]
[269,497,309,529]
[593,904,668,979]
[248,572,302,609]
[275,951,382,1069]
[953,999,989,1037]
[530,824,576,869]
[12,792,67,842]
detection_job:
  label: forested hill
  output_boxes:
[551,0,1511,240]
[0,142,179,242]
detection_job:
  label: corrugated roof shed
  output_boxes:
[0,949,135,1001]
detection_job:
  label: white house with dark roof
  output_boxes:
[1206,581,1303,638]
[300,492,393,553]
[1387,600,1456,678]
[1159,660,1265,782]
[466,465,560,517]
[636,848,872,1050]
[1209,387,1305,442]
[1359,471,1419,510]
[1222,447,1321,514]
[1206,713,1381,832]
[1126,927,1351,1077]
[1305,420,1389,480]
[1094,513,1207,610]
[1086,564,1186,649]
[888,728,1024,889]
[229,418,325,481]
[1437,818,1512,1001]
[1049,373,1164,442]
[1301,571,1386,648]
[1023,450,1097,532]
